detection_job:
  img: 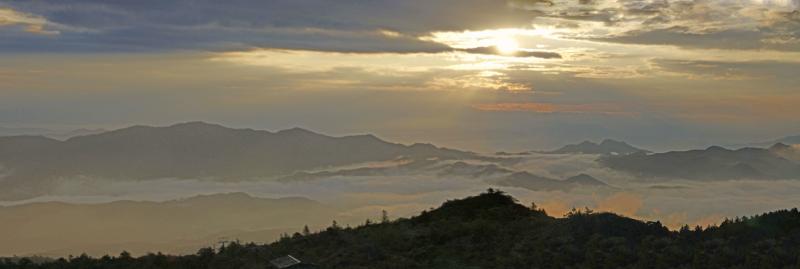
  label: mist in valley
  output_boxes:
[3,130,800,257]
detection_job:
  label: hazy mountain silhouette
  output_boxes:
[600,144,800,180]
[0,127,106,140]
[0,192,333,257]
[279,159,516,182]
[544,139,649,155]
[731,134,800,148]
[48,128,107,140]
[564,173,608,186]
[496,171,608,191]
[773,135,800,145]
[276,159,439,181]
[275,158,610,192]
[0,122,478,200]
[769,143,800,162]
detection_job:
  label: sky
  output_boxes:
[1,0,799,151]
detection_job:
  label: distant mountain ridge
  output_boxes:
[0,122,478,200]
[731,134,800,148]
[544,139,649,155]
[496,172,608,191]
[600,144,800,180]
[0,126,106,140]
[770,143,800,162]
[277,159,516,182]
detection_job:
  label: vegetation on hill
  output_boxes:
[3,190,800,269]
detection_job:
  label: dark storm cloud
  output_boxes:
[0,0,537,53]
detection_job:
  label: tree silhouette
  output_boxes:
[381,210,389,223]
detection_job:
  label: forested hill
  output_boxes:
[4,190,800,269]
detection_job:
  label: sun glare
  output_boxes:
[495,38,519,55]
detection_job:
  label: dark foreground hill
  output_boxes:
[5,190,800,269]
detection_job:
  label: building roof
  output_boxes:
[269,255,302,269]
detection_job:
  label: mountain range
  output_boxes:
[0,122,477,200]
[730,134,800,148]
[4,121,800,201]
[495,172,608,191]
[0,126,106,140]
[600,144,800,180]
[277,159,515,182]
[542,139,649,155]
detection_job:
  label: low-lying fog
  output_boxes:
[3,152,799,257]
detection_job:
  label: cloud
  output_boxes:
[508,0,556,7]
[651,59,800,81]
[596,28,800,51]
[0,0,537,53]
[2,0,798,53]
[472,102,634,115]
[515,0,800,51]
[459,46,563,58]
[0,7,58,35]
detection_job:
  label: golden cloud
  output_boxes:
[472,102,635,115]
[0,8,58,35]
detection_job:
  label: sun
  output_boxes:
[495,38,519,55]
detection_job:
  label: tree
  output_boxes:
[119,250,132,260]
[381,210,390,223]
